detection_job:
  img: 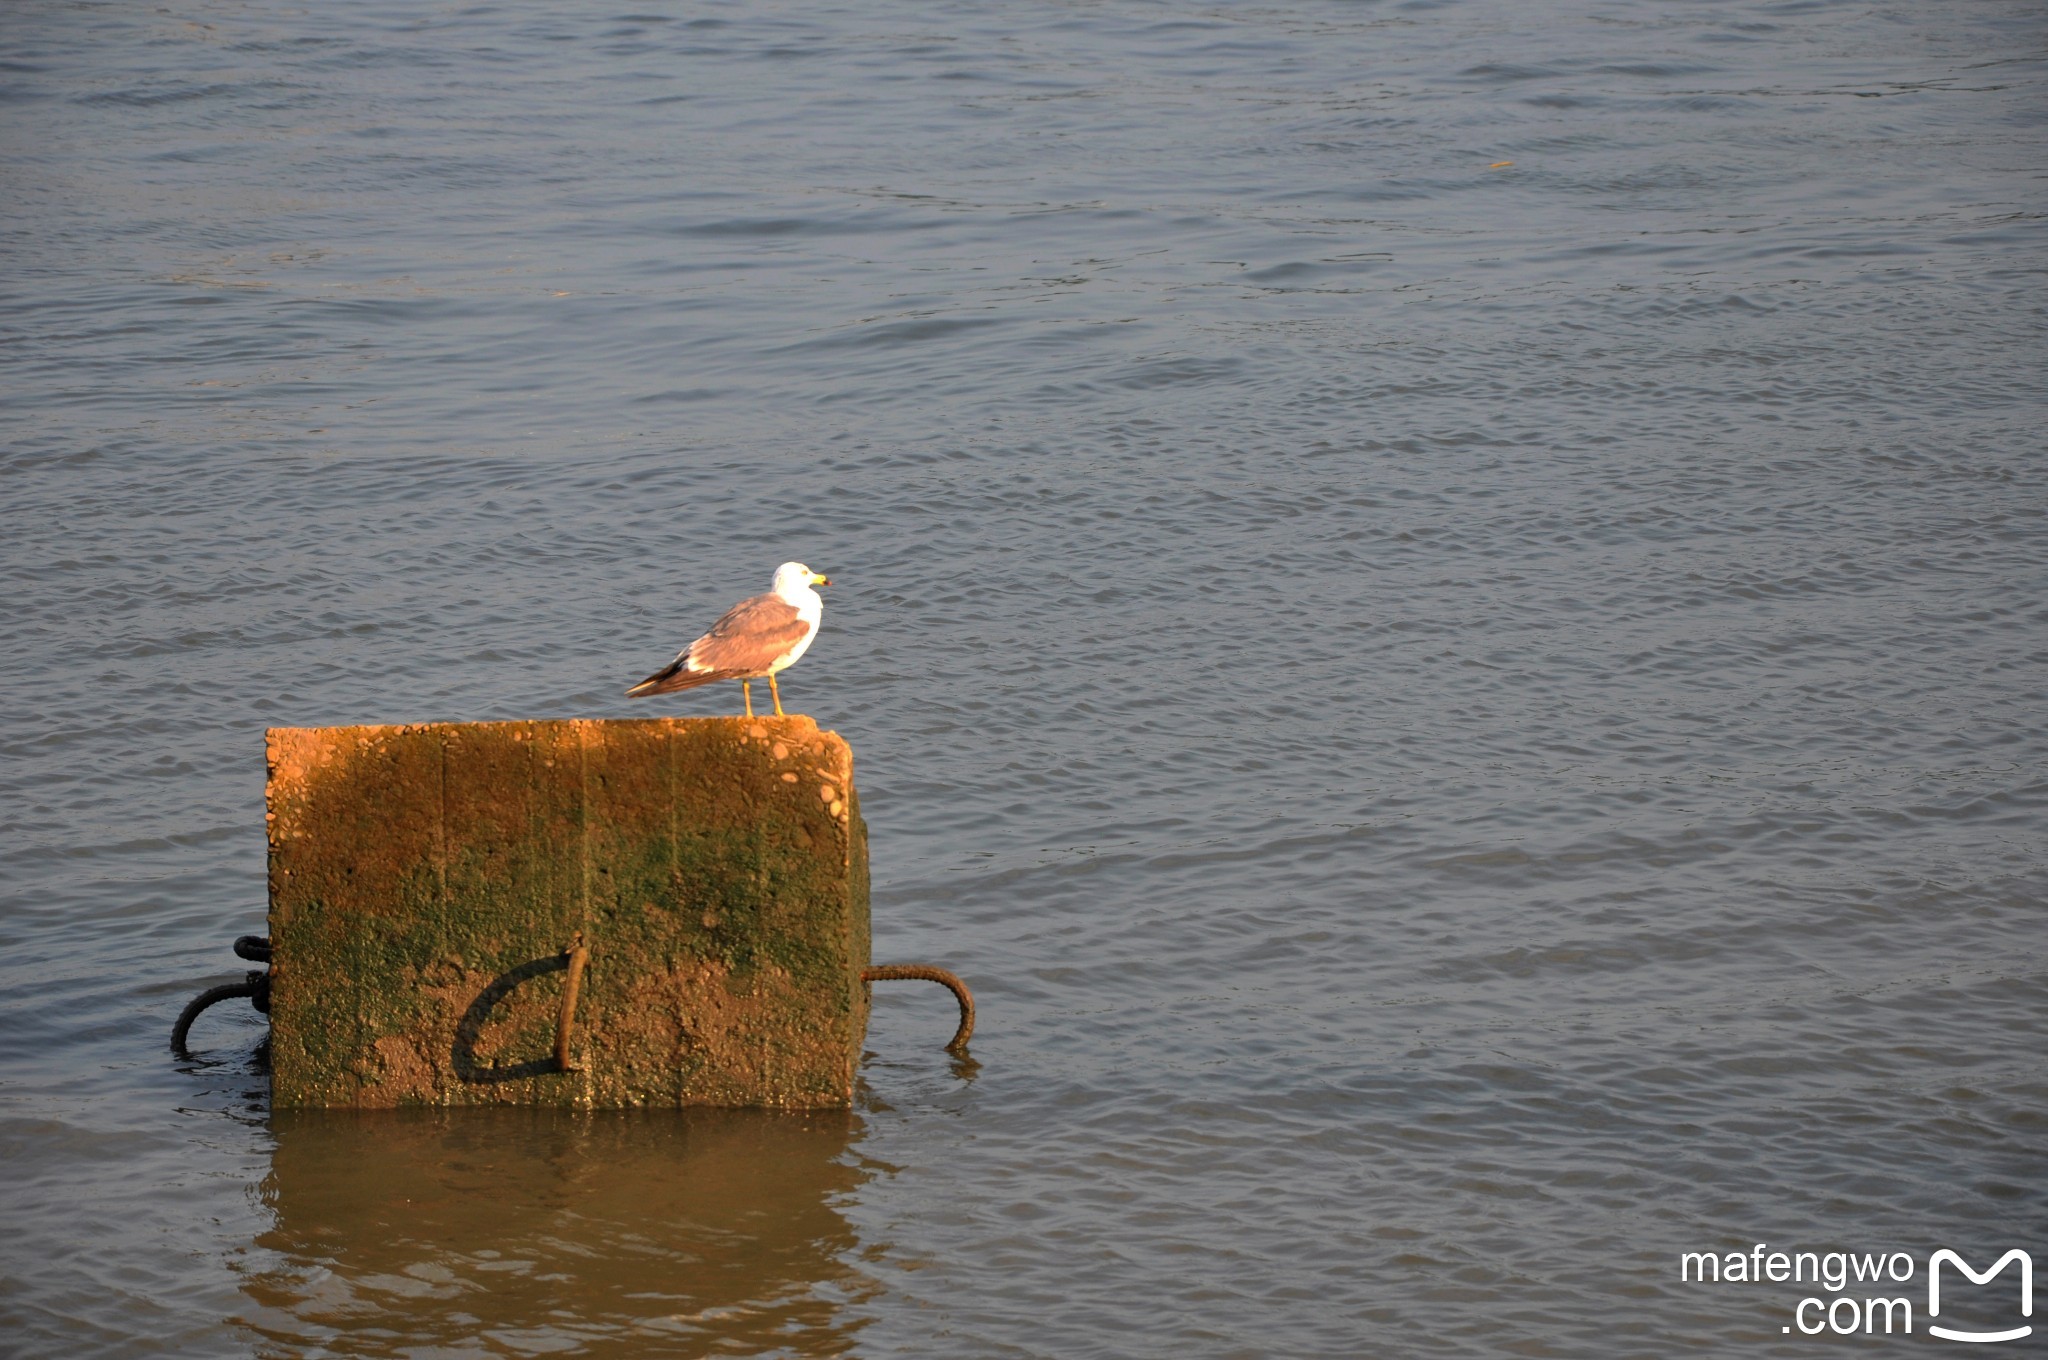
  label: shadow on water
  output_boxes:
[240,1108,874,1356]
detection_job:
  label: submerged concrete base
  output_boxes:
[265,717,868,1109]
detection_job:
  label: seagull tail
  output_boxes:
[625,660,721,698]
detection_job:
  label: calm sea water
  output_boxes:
[3,0,2044,1355]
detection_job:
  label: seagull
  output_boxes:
[626,561,830,718]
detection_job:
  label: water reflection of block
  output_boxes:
[265,717,869,1108]
[252,1109,867,1350]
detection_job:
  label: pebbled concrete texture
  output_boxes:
[265,716,869,1108]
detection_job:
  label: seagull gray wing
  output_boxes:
[685,592,811,674]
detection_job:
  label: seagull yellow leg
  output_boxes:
[741,681,753,718]
[768,673,785,717]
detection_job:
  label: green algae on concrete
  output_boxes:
[265,717,870,1109]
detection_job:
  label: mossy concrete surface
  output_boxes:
[265,717,869,1108]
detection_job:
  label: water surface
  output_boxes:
[2,0,2044,1354]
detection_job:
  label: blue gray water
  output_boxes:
[3,0,2044,1354]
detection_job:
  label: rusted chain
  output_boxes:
[863,964,974,1053]
[555,934,589,1073]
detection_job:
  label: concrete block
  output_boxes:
[265,717,869,1108]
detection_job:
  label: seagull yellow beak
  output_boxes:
[812,571,831,586]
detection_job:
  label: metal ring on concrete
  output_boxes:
[170,977,267,1059]
[863,964,974,1053]
[555,936,590,1073]
[172,935,273,1059]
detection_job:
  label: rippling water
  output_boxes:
[3,0,2044,1354]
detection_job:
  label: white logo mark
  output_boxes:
[1928,1249,2032,1344]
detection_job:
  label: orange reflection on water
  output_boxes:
[240,1109,874,1356]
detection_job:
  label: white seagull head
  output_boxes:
[772,561,831,597]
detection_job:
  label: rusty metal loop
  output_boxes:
[172,935,273,1059]
[863,964,974,1053]
[555,934,589,1073]
[170,971,270,1058]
